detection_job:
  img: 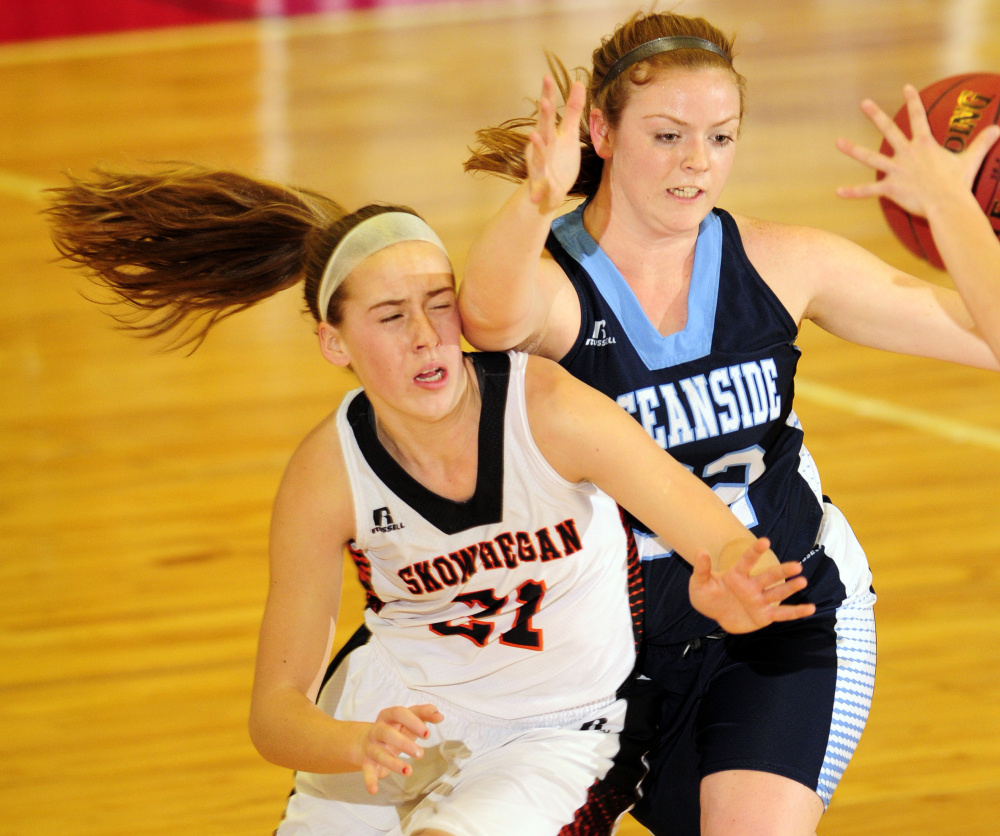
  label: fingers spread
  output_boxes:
[691,549,713,582]
[835,136,892,172]
[770,602,817,622]
[860,97,910,150]
[968,123,1000,169]
[762,574,808,604]
[902,84,933,139]
[565,79,586,125]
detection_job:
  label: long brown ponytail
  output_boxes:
[45,162,421,350]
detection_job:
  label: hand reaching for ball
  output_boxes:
[836,75,1000,268]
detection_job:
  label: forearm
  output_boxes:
[629,444,790,575]
[645,479,778,574]
[597,432,779,574]
[249,685,364,774]
[925,193,1000,360]
[459,182,557,349]
[532,361,784,574]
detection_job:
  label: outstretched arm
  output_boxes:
[248,421,442,794]
[459,76,586,359]
[836,84,1000,361]
[526,357,815,634]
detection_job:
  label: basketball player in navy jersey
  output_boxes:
[460,10,1000,836]
[837,83,1000,358]
[46,164,815,836]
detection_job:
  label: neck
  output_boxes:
[583,188,700,282]
[371,357,482,500]
[582,186,702,337]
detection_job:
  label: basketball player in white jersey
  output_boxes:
[45,166,815,836]
[837,83,1000,359]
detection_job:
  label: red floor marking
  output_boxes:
[0,0,460,45]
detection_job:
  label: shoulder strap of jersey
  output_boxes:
[345,352,509,534]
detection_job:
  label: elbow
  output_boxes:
[248,695,288,767]
[247,706,273,763]
[248,716,296,769]
[462,322,511,352]
[457,295,521,351]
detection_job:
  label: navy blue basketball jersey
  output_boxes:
[547,204,826,644]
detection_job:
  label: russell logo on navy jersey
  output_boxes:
[585,319,617,347]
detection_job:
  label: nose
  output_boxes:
[682,138,710,172]
[410,308,442,351]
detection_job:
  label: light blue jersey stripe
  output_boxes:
[815,595,877,805]
[551,205,722,370]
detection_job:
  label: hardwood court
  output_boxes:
[2,1,999,834]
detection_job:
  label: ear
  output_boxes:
[318,321,352,368]
[589,108,614,160]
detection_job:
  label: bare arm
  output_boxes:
[248,418,441,793]
[739,214,1000,371]
[525,357,815,633]
[835,84,1000,362]
[459,76,586,360]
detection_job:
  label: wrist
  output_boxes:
[922,184,982,223]
[517,180,564,220]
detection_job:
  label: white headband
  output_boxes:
[316,211,449,323]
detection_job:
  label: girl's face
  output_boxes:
[319,240,464,423]
[592,66,741,235]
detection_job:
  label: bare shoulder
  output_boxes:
[523,351,565,388]
[523,352,630,422]
[522,355,590,475]
[729,213,869,325]
[523,353,588,412]
[522,353,642,485]
[732,213,848,265]
[273,409,356,546]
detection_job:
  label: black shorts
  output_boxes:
[627,594,875,835]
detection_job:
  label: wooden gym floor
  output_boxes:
[2,1,999,834]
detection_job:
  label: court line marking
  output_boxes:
[0,0,614,66]
[795,377,1000,452]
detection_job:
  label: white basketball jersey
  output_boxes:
[336,351,637,719]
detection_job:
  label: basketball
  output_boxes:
[878,72,1000,268]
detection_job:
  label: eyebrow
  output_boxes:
[644,113,740,127]
[367,285,454,312]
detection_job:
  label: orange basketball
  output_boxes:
[878,72,1000,268]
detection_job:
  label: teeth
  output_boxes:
[669,187,700,198]
[416,369,443,382]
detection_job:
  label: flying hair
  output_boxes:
[44,162,428,350]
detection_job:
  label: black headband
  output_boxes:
[599,36,731,93]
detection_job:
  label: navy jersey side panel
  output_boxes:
[548,205,825,645]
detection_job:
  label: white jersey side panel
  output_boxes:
[335,351,636,719]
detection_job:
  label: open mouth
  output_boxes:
[667,186,702,198]
[414,367,445,383]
